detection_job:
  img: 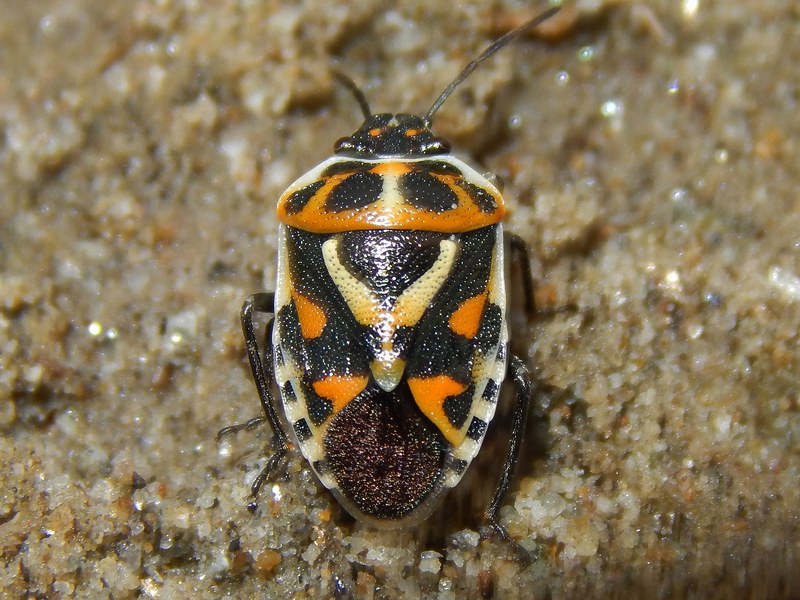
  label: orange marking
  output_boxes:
[278,181,503,233]
[277,161,505,233]
[369,162,413,176]
[293,292,327,339]
[368,128,382,137]
[449,291,488,339]
[312,375,368,414]
[408,375,468,446]
[404,128,420,137]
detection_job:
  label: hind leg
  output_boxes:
[217,292,289,498]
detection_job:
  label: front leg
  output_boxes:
[506,232,535,320]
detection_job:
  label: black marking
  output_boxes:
[457,180,498,212]
[338,230,445,299]
[407,326,473,383]
[276,303,305,368]
[496,341,507,363]
[303,377,333,426]
[324,385,447,520]
[400,171,460,213]
[444,383,476,430]
[293,418,313,442]
[282,380,297,403]
[321,160,370,177]
[447,457,469,476]
[391,325,416,354]
[474,303,503,353]
[466,416,487,441]
[412,160,462,176]
[274,347,285,367]
[482,379,500,404]
[284,180,325,215]
[325,171,383,212]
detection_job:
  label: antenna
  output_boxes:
[424,4,561,125]
[332,70,373,120]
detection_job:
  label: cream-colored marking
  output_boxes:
[474,396,498,426]
[470,352,495,383]
[488,226,505,305]
[321,238,457,328]
[274,226,292,310]
[370,355,406,393]
[274,360,303,391]
[444,471,462,488]
[378,170,404,218]
[454,438,480,462]
[322,237,457,391]
[278,371,325,463]
[316,472,337,489]
[322,238,381,325]
[393,239,457,325]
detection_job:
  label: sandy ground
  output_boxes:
[1,1,798,598]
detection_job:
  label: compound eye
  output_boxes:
[334,137,355,152]
[422,137,451,154]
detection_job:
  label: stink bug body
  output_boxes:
[220,6,560,540]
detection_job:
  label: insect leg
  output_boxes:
[508,232,577,319]
[217,292,290,498]
[506,233,535,319]
[481,354,532,560]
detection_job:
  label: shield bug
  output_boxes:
[219,5,560,544]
